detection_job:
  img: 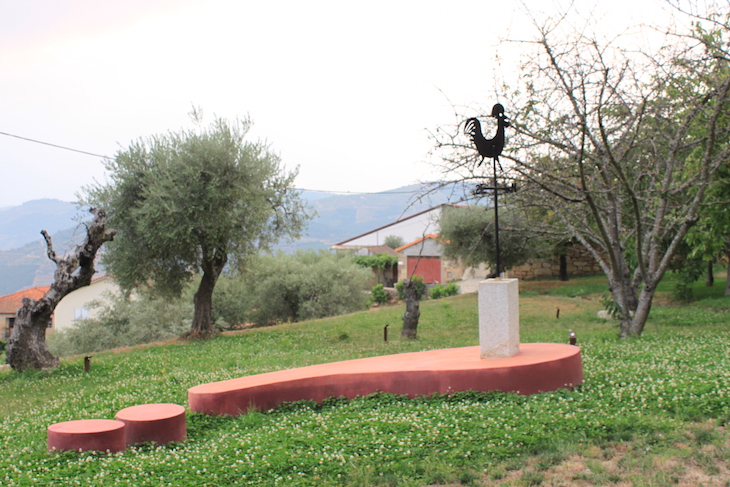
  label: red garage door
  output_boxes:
[407,256,441,284]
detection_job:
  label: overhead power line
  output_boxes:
[296,188,422,195]
[0,130,111,159]
[0,129,438,196]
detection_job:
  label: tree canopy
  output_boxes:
[84,115,309,338]
[245,250,372,325]
[432,5,730,337]
[384,235,405,249]
[438,205,537,274]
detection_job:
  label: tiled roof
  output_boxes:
[0,287,50,314]
[395,234,446,252]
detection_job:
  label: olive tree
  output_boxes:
[384,235,405,249]
[85,115,309,339]
[433,6,730,337]
[6,209,116,371]
[245,250,372,325]
[438,204,539,276]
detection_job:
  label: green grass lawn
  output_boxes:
[1,275,729,486]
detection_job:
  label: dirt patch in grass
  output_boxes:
[476,423,730,486]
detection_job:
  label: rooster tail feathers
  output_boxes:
[464,117,481,137]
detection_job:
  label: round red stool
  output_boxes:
[47,419,126,453]
[115,403,186,446]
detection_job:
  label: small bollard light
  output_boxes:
[384,325,389,343]
[84,356,91,373]
[568,330,577,346]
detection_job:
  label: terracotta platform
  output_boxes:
[115,403,186,446]
[47,419,126,453]
[189,343,583,416]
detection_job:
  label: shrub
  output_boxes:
[671,258,705,302]
[353,254,398,270]
[353,253,398,286]
[46,251,373,355]
[247,250,372,325]
[211,275,251,328]
[371,284,388,305]
[430,282,459,300]
[446,282,459,296]
[47,291,193,357]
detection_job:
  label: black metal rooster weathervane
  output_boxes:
[464,103,515,278]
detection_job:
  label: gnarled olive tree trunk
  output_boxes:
[182,250,226,340]
[401,279,420,339]
[6,208,116,371]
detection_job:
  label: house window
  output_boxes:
[74,308,89,320]
[4,317,14,339]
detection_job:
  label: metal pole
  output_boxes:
[493,157,501,278]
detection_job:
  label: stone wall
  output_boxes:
[507,244,602,281]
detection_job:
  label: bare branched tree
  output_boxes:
[432,6,730,337]
[6,208,116,371]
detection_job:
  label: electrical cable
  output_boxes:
[0,129,439,196]
[0,131,111,159]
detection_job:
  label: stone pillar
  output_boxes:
[478,278,520,359]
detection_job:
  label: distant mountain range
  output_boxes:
[0,199,84,251]
[286,183,468,251]
[0,183,471,295]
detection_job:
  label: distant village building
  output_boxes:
[332,203,602,287]
[0,275,123,339]
[394,234,467,284]
[331,204,457,250]
[0,286,51,339]
[54,275,120,331]
[332,204,474,285]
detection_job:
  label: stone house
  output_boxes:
[507,242,603,281]
[333,203,602,286]
[332,205,469,286]
[395,234,467,284]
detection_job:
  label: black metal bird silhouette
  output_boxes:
[464,103,511,166]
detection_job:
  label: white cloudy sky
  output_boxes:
[0,0,678,208]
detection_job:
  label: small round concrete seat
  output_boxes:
[47,419,126,453]
[115,403,186,446]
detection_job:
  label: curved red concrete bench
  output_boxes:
[115,403,186,446]
[47,419,126,453]
[189,343,583,416]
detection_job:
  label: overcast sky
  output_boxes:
[0,0,677,208]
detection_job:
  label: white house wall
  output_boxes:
[54,277,120,331]
[340,208,443,247]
